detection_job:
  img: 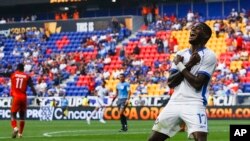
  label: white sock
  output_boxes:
[99,108,105,120]
[89,110,97,119]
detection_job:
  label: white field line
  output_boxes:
[0,129,229,139]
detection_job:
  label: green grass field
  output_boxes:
[0,120,248,141]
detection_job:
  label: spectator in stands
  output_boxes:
[20,17,24,22]
[103,70,110,79]
[240,50,249,61]
[111,17,120,33]
[132,57,143,67]
[54,85,66,97]
[31,15,37,21]
[151,71,161,84]
[152,4,159,23]
[59,59,67,71]
[235,34,243,51]
[133,45,140,55]
[171,20,182,30]
[98,44,108,59]
[53,73,62,86]
[55,13,60,20]
[84,38,96,49]
[24,16,30,22]
[61,12,68,20]
[103,55,111,65]
[156,37,164,53]
[0,17,6,24]
[73,10,79,20]
[142,5,148,26]
[36,79,47,97]
[168,36,178,53]
[219,20,227,32]
[24,60,32,72]
[146,6,153,24]
[214,20,220,38]
[226,25,235,38]
[228,8,238,24]
[187,10,194,22]
[231,51,240,61]
[243,31,250,41]
[150,36,156,44]
[119,47,126,61]
[47,85,56,97]
[225,36,235,51]
[51,64,59,75]
[0,50,4,60]
[134,81,148,96]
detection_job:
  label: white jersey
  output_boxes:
[95,86,108,100]
[169,48,217,106]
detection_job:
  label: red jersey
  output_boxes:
[10,71,31,98]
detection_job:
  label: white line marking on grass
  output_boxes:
[0,135,41,139]
[43,129,149,137]
[43,128,229,138]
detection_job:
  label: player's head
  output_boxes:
[17,63,24,71]
[119,74,125,82]
[189,22,212,46]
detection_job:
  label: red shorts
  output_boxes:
[11,96,27,113]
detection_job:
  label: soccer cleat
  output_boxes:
[118,128,127,132]
[99,119,106,124]
[86,117,91,125]
[18,133,22,138]
[12,127,18,138]
[119,126,128,132]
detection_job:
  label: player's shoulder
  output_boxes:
[176,48,189,55]
[203,48,217,58]
[95,85,101,90]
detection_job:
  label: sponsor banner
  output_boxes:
[213,95,237,106]
[206,106,250,119]
[0,95,170,108]
[0,16,132,32]
[0,106,250,120]
[0,107,163,120]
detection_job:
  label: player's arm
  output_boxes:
[180,72,209,91]
[126,85,131,106]
[167,56,198,88]
[175,52,216,91]
[28,77,37,96]
[0,72,12,77]
[111,88,118,104]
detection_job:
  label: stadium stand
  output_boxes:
[0,0,250,100]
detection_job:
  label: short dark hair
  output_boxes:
[17,63,24,71]
[200,22,212,40]
[120,73,125,77]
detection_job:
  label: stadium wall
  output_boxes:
[0,106,250,120]
[0,16,143,33]
[159,0,249,19]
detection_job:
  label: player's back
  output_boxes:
[10,71,30,98]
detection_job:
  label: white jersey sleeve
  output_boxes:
[197,51,217,78]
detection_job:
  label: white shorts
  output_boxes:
[152,103,208,138]
[96,97,105,108]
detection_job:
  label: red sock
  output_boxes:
[11,120,17,129]
[19,120,25,134]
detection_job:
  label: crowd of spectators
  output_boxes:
[0,8,250,100]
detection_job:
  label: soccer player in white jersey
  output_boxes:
[86,82,108,124]
[148,22,217,141]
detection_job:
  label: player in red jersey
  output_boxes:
[0,63,37,138]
